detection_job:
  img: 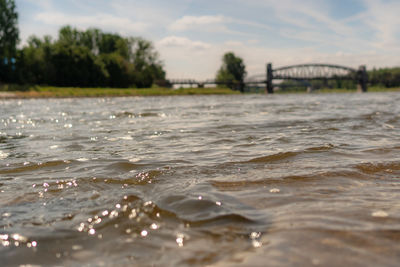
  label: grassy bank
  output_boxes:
[245,85,400,94]
[310,86,400,93]
[1,85,399,98]
[0,85,240,98]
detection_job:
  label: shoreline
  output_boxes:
[0,86,399,99]
[0,86,240,99]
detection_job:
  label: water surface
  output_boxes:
[1,93,400,266]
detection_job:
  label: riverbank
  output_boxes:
[313,86,400,93]
[0,85,240,98]
[0,85,399,99]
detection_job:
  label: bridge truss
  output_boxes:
[166,63,368,93]
[273,64,356,80]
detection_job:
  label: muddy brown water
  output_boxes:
[1,93,400,266]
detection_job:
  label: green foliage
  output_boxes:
[50,43,107,87]
[0,0,18,57]
[15,25,165,88]
[101,52,131,87]
[276,79,357,93]
[129,37,166,88]
[0,0,19,83]
[309,79,356,90]
[17,35,55,84]
[216,52,246,91]
[369,67,400,88]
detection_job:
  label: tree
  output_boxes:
[101,52,131,88]
[129,37,165,87]
[50,41,109,87]
[369,67,400,88]
[216,52,246,92]
[17,36,54,84]
[15,26,166,88]
[0,0,19,82]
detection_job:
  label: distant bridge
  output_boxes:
[164,63,368,93]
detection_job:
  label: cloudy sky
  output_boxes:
[16,0,400,79]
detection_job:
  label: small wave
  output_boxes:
[361,111,394,121]
[156,194,256,224]
[314,116,352,124]
[239,145,336,164]
[305,143,335,151]
[89,171,160,186]
[208,139,236,145]
[139,112,161,117]
[115,111,135,118]
[362,146,400,155]
[106,162,144,172]
[210,169,362,191]
[64,144,85,151]
[246,151,300,163]
[354,161,400,174]
[210,175,314,191]
[0,160,70,174]
[114,111,163,118]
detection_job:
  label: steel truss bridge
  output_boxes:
[165,63,368,93]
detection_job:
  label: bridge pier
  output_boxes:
[357,65,368,92]
[266,63,273,94]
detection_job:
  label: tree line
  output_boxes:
[368,67,400,88]
[0,0,165,88]
[15,26,165,88]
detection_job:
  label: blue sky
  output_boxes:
[16,0,400,79]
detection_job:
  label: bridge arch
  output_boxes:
[165,62,368,93]
[266,63,367,93]
[273,63,357,80]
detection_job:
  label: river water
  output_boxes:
[1,93,400,266]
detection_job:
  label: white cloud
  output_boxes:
[109,0,184,26]
[169,15,229,32]
[247,39,260,45]
[273,2,359,42]
[232,18,272,31]
[34,12,148,34]
[224,41,243,47]
[168,15,271,35]
[236,0,366,48]
[361,0,400,48]
[158,36,211,50]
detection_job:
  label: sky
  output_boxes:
[16,0,400,80]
